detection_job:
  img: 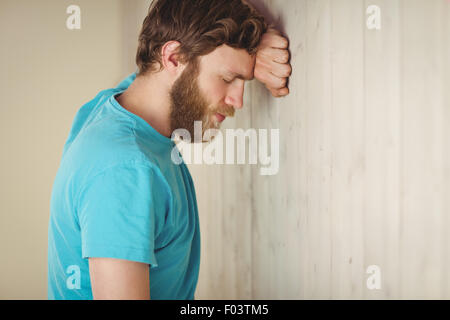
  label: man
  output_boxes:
[48,0,291,300]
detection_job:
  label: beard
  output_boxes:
[169,58,235,143]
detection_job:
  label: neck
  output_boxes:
[117,72,172,138]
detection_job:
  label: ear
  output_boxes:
[161,41,186,76]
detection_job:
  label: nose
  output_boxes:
[224,81,245,110]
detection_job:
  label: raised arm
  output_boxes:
[245,0,292,98]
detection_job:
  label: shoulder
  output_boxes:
[75,159,173,220]
[79,159,171,197]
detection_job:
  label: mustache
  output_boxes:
[212,105,235,118]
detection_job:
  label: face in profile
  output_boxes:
[169,44,255,143]
[168,58,228,143]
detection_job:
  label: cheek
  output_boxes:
[198,76,227,106]
[205,90,226,111]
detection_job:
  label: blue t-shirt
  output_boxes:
[47,73,201,300]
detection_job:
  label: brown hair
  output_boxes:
[136,0,268,76]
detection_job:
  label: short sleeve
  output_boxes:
[76,162,169,268]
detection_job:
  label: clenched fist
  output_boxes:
[254,27,292,98]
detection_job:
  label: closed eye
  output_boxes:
[223,78,233,84]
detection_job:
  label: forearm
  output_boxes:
[245,0,292,98]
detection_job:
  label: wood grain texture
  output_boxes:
[187,0,450,299]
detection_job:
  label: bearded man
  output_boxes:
[48,0,291,300]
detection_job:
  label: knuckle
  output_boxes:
[277,77,286,88]
[284,64,292,76]
[280,38,289,48]
[278,51,289,63]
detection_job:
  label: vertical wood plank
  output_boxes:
[363,0,401,299]
[250,0,313,299]
[329,0,365,299]
[301,0,334,299]
[399,0,445,299]
[441,0,450,300]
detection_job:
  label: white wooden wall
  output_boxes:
[188,0,450,299]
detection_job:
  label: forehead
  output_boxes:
[199,44,255,80]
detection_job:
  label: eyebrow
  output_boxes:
[228,70,254,81]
